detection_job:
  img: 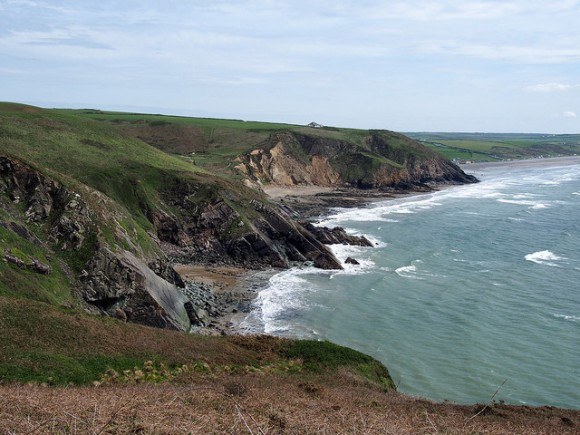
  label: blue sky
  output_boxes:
[1,0,579,133]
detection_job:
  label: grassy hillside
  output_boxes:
[2,293,578,433]
[0,295,392,387]
[53,108,378,173]
[0,103,270,303]
[408,132,580,162]
[1,103,579,432]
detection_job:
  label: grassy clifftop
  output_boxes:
[0,295,392,387]
[55,107,475,190]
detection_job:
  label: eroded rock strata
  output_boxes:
[236,131,477,190]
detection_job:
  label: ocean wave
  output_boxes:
[553,314,580,323]
[497,199,550,209]
[316,167,578,226]
[573,191,580,196]
[512,193,540,199]
[257,239,379,333]
[328,244,376,276]
[318,194,446,225]
[256,267,319,334]
[395,264,422,279]
[318,207,397,224]
[336,227,387,248]
[524,250,564,266]
[394,260,426,279]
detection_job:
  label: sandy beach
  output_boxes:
[461,155,580,171]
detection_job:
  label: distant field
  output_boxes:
[52,109,373,172]
[54,109,580,164]
[406,132,580,162]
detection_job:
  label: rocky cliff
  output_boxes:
[235,130,477,190]
[0,154,342,330]
[0,156,191,330]
[0,105,477,332]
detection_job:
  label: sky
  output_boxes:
[1,0,579,133]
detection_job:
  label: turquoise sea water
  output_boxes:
[243,160,580,409]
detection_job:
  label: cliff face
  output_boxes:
[151,178,342,270]
[0,156,191,331]
[0,106,476,332]
[0,155,342,330]
[236,131,477,190]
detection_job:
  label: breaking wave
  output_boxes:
[524,250,564,266]
[553,314,580,323]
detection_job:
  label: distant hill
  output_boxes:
[406,131,580,162]
[56,108,476,188]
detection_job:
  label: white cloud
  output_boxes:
[343,0,580,22]
[525,83,580,92]
[562,111,577,118]
[420,41,580,64]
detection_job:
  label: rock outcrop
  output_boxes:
[235,131,478,190]
[81,248,191,331]
[1,154,344,332]
[0,156,94,251]
[152,179,343,270]
[0,156,192,330]
[300,222,374,247]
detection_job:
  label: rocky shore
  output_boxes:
[183,185,441,335]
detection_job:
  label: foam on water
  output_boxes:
[256,266,319,334]
[328,244,376,276]
[524,250,564,266]
[250,160,580,408]
[553,314,580,323]
[395,264,420,279]
[334,227,387,248]
[394,260,426,279]
[497,198,550,209]
[257,228,379,333]
[317,167,576,227]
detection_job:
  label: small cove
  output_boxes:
[243,159,580,409]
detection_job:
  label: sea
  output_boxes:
[241,158,580,410]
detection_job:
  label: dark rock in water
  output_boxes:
[345,257,360,265]
[301,222,374,247]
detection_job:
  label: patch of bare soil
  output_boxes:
[1,376,578,434]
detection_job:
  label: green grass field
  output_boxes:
[51,108,377,172]
[407,132,580,162]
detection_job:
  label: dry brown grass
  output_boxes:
[1,373,578,434]
[1,297,578,433]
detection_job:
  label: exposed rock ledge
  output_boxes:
[81,248,191,331]
[0,156,192,331]
[235,131,478,190]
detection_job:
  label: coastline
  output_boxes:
[461,155,580,171]
[185,154,580,335]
